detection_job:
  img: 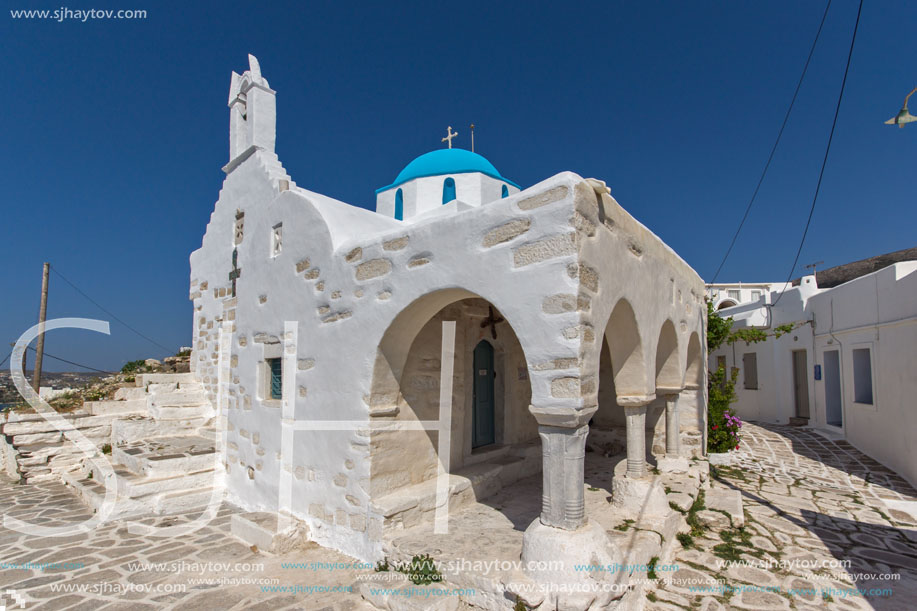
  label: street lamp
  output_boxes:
[885,86,917,128]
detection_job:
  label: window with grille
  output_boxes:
[267,358,282,400]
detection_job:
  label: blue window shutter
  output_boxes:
[269,358,283,400]
[394,189,404,220]
[501,184,509,198]
[442,178,456,204]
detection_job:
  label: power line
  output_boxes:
[772,0,863,308]
[0,351,11,368]
[49,265,174,355]
[711,0,832,283]
[11,344,116,375]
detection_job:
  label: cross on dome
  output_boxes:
[441,126,458,149]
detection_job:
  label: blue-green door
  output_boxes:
[472,340,495,448]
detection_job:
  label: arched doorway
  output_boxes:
[367,293,538,511]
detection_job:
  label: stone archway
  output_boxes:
[367,293,538,530]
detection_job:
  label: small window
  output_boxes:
[728,289,741,301]
[233,211,245,245]
[743,353,758,390]
[394,189,404,221]
[852,348,873,404]
[442,177,456,204]
[501,184,509,198]
[267,358,282,400]
[750,290,761,301]
[271,223,282,257]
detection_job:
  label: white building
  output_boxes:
[706,282,779,310]
[709,262,917,486]
[187,56,708,602]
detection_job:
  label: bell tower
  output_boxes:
[225,54,276,173]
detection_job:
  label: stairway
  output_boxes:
[63,373,222,520]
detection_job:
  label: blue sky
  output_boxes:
[2,0,914,372]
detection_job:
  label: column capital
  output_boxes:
[617,393,655,407]
[657,387,685,400]
[529,404,596,429]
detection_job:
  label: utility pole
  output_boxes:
[32,263,50,393]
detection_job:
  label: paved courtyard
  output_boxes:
[650,424,917,611]
[0,422,915,610]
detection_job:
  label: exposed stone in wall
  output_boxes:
[258,295,267,304]
[562,323,595,342]
[407,256,431,268]
[317,305,331,316]
[542,294,577,314]
[377,290,392,300]
[295,258,311,273]
[578,264,599,292]
[551,377,580,398]
[382,237,409,251]
[571,211,596,237]
[315,281,324,292]
[321,311,352,324]
[298,386,307,397]
[513,233,575,267]
[354,289,364,298]
[345,248,362,263]
[482,219,531,247]
[331,291,341,300]
[304,268,320,280]
[297,358,315,370]
[531,358,579,371]
[517,185,568,210]
[628,242,643,257]
[577,293,591,312]
[551,375,595,398]
[355,259,392,281]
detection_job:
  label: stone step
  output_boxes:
[135,373,196,387]
[147,392,214,420]
[150,391,208,407]
[85,398,148,416]
[372,450,541,531]
[87,463,217,498]
[62,471,217,519]
[230,511,310,554]
[113,436,218,477]
[112,416,209,446]
[113,386,149,401]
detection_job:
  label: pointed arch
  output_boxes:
[654,319,681,390]
[683,332,704,390]
[603,298,647,398]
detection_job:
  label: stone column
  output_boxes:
[529,405,595,530]
[665,393,681,457]
[522,405,624,611]
[619,395,653,479]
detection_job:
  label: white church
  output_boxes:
[187,55,711,608]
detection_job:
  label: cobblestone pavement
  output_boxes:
[650,423,917,611]
[2,422,916,610]
[0,479,379,610]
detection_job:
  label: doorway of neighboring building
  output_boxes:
[792,350,810,419]
[472,340,496,448]
[824,350,843,427]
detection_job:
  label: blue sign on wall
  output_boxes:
[814,364,822,381]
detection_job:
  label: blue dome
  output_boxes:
[376,149,519,193]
